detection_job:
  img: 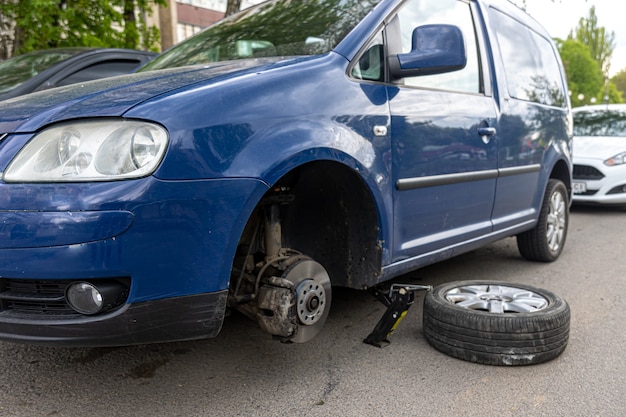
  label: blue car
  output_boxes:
[0,0,572,347]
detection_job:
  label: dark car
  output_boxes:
[0,47,156,100]
[0,0,572,347]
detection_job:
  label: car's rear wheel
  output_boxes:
[517,179,569,261]
[422,280,570,365]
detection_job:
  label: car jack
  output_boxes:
[364,283,432,348]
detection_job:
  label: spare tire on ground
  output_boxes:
[422,280,570,366]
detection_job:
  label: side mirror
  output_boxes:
[389,24,466,79]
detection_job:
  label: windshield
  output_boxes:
[0,49,84,94]
[573,108,626,137]
[141,0,380,71]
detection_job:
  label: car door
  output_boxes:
[387,0,499,262]
[486,6,570,231]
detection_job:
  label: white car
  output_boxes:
[573,104,626,205]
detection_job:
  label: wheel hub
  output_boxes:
[295,279,327,325]
[283,258,331,343]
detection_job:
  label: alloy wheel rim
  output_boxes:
[546,190,566,253]
[444,284,548,313]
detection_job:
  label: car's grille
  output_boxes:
[0,279,75,318]
[573,164,604,180]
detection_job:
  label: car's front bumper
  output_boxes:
[0,176,267,346]
[572,158,626,205]
[0,290,228,347]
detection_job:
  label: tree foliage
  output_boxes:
[568,6,614,76]
[558,39,622,106]
[557,5,623,105]
[557,39,604,107]
[0,0,166,58]
[611,69,626,102]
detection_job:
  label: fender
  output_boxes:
[226,124,395,267]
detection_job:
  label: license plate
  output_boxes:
[573,181,587,194]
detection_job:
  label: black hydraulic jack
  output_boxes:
[364,283,432,348]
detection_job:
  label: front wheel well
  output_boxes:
[276,161,382,288]
[235,161,382,290]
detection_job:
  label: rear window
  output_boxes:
[573,108,626,137]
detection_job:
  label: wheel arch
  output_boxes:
[236,156,388,290]
[281,160,384,289]
[549,158,572,199]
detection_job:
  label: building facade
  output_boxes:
[158,0,265,50]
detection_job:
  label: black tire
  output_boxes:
[422,280,570,366]
[517,179,569,262]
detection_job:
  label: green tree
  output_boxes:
[566,6,623,104]
[0,3,13,60]
[0,0,166,57]
[611,69,626,102]
[557,39,604,107]
[569,6,615,76]
[604,81,623,104]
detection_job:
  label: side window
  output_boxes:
[56,60,143,87]
[395,0,480,93]
[351,32,384,82]
[490,9,566,107]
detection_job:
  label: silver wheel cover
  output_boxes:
[546,189,567,253]
[444,284,548,314]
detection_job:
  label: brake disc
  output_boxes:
[281,257,332,343]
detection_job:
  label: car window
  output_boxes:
[56,60,145,87]
[351,32,385,82]
[0,50,80,93]
[573,109,626,137]
[394,0,480,93]
[490,8,566,108]
[141,0,382,71]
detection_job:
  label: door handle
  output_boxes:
[477,127,496,144]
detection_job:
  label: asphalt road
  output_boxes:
[0,206,624,417]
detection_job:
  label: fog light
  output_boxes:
[66,281,127,315]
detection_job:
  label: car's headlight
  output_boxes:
[3,119,169,182]
[604,152,626,167]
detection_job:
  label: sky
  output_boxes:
[518,0,625,76]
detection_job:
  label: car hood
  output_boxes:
[0,58,286,134]
[574,136,626,160]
